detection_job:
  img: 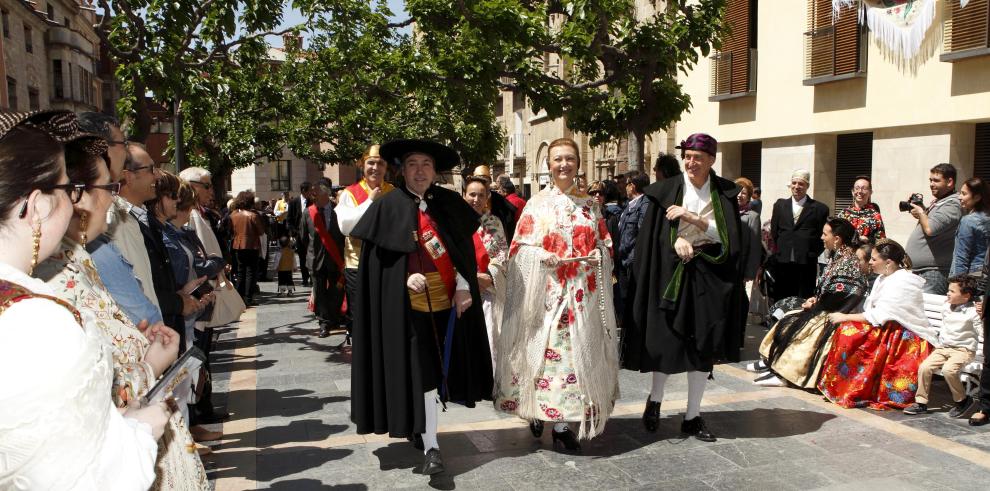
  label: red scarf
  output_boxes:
[308,204,345,276]
[473,232,490,273]
[417,209,457,299]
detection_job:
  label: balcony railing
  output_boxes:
[709,48,757,100]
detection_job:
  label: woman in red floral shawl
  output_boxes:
[837,176,886,244]
[494,138,619,453]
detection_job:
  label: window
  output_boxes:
[834,132,873,212]
[804,0,866,84]
[24,24,32,53]
[6,77,17,111]
[710,0,758,100]
[53,60,64,99]
[47,5,54,21]
[270,160,291,191]
[28,87,39,111]
[740,141,762,188]
[974,123,990,182]
[942,0,990,61]
[2,10,9,38]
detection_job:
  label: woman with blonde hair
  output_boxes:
[494,138,619,453]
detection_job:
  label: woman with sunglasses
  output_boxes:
[35,137,210,488]
[0,111,163,489]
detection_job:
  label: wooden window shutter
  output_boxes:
[805,0,863,80]
[711,0,754,98]
[944,0,990,53]
[975,123,990,182]
[835,132,873,212]
[740,141,762,188]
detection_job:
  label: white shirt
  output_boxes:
[409,187,470,292]
[681,173,720,243]
[0,262,158,490]
[791,195,809,220]
[336,186,374,236]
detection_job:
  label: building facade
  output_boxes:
[1,0,107,113]
[679,0,990,241]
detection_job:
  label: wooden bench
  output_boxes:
[922,293,985,398]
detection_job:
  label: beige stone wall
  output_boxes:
[1,1,49,111]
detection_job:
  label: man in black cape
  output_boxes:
[622,133,746,442]
[350,139,493,476]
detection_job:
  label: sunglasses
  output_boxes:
[17,183,86,218]
[589,190,604,196]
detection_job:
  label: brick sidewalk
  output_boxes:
[205,278,990,490]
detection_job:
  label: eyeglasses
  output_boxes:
[126,164,155,174]
[191,180,212,190]
[589,190,604,196]
[17,183,85,218]
[107,139,129,146]
[88,182,122,196]
[852,187,871,192]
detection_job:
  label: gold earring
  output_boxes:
[30,224,41,275]
[79,211,89,247]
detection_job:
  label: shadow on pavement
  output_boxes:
[208,446,354,482]
[222,419,349,448]
[262,479,367,490]
[225,388,348,421]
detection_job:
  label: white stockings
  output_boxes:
[649,371,709,420]
[422,389,439,453]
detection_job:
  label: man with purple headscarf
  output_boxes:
[622,133,746,442]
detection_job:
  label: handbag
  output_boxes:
[207,272,246,327]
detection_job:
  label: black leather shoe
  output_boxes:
[529,420,544,438]
[643,397,661,432]
[551,427,581,453]
[318,326,330,338]
[197,411,230,424]
[681,416,716,442]
[420,448,444,475]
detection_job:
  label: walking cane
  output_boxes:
[412,227,452,411]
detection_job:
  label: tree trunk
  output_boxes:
[173,97,185,172]
[627,129,645,172]
[129,76,152,144]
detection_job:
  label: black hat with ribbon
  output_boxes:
[380,139,460,172]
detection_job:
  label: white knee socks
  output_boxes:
[650,372,669,401]
[649,371,708,419]
[685,371,708,420]
[422,389,439,453]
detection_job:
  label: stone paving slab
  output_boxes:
[207,276,990,490]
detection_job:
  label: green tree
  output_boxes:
[405,0,728,170]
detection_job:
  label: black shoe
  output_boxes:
[550,426,581,453]
[318,326,330,338]
[903,402,928,415]
[949,397,976,418]
[407,434,424,451]
[197,411,231,424]
[337,333,352,349]
[681,416,716,442]
[643,397,661,432]
[529,420,544,438]
[420,448,444,475]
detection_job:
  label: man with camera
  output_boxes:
[905,163,962,295]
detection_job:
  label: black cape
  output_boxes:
[349,185,493,437]
[489,191,518,243]
[622,172,747,374]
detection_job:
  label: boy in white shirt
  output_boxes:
[904,276,982,417]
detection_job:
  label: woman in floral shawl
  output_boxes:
[494,138,619,453]
[35,141,209,489]
[463,175,509,371]
[837,176,885,244]
[750,218,867,388]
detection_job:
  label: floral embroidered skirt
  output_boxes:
[817,320,932,410]
[496,313,588,422]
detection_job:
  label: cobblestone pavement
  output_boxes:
[204,277,990,490]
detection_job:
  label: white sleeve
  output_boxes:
[456,272,470,292]
[335,191,373,236]
[95,404,159,491]
[704,219,720,242]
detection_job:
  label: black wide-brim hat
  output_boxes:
[380,139,460,172]
[0,110,108,155]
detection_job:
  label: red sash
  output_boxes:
[346,182,369,205]
[472,232,490,273]
[309,205,345,276]
[417,210,457,298]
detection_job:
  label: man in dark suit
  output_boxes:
[287,181,314,286]
[303,178,346,338]
[769,170,829,301]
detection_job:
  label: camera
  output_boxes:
[898,193,925,212]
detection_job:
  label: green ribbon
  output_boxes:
[661,181,731,303]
